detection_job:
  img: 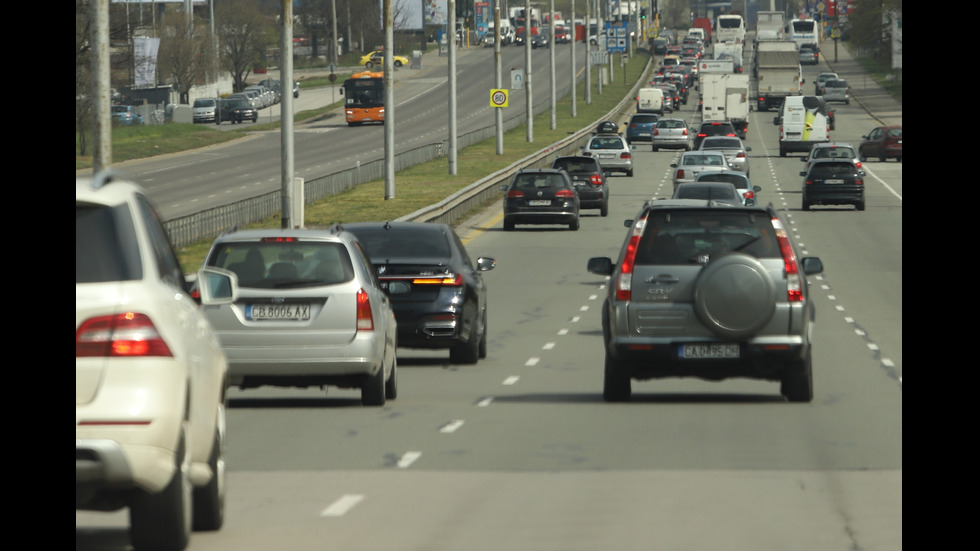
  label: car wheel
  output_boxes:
[478,313,488,359]
[780,349,813,403]
[651,145,659,152]
[384,355,398,400]
[603,350,631,402]
[856,200,866,211]
[450,334,480,364]
[130,429,191,551]
[627,168,634,177]
[192,406,226,531]
[779,148,786,157]
[802,198,810,211]
[694,253,777,339]
[503,219,515,231]
[600,201,609,217]
[569,217,580,231]
[361,364,387,406]
[394,60,403,67]
[365,62,374,69]
[879,154,887,162]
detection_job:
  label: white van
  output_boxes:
[774,95,830,157]
[636,88,666,114]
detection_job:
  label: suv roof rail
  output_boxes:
[88,169,128,191]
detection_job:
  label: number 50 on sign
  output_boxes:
[490,89,509,108]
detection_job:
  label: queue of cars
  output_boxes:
[193,78,297,125]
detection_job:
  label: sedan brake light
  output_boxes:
[76,313,174,357]
[507,189,525,199]
[555,189,576,198]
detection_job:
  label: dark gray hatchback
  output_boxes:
[587,200,825,402]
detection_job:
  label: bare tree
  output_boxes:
[216,0,274,92]
[159,12,213,104]
[296,0,334,61]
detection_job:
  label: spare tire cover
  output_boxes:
[694,253,777,339]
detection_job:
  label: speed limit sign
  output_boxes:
[490,89,509,108]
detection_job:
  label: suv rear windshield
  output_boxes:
[207,241,355,288]
[635,209,780,265]
[76,204,142,283]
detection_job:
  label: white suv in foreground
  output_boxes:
[76,171,237,550]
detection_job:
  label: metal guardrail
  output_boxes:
[165,54,653,249]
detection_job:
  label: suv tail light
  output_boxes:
[620,152,631,160]
[676,169,685,179]
[590,174,604,186]
[616,216,646,300]
[771,217,803,302]
[76,313,174,357]
[507,189,526,199]
[682,128,688,136]
[555,189,576,198]
[356,288,375,331]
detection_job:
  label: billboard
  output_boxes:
[424,1,449,26]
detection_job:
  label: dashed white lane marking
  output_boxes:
[525,357,540,366]
[542,342,555,350]
[397,451,422,469]
[503,376,520,385]
[440,420,464,433]
[321,494,364,517]
[477,397,493,407]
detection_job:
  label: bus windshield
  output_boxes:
[343,75,384,108]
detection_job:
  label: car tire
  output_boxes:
[802,198,810,211]
[600,201,609,217]
[478,314,488,359]
[856,200,865,211]
[130,429,191,551]
[394,60,403,67]
[603,350,631,402]
[879,154,886,163]
[627,168,634,177]
[780,349,813,403]
[694,253,777,339]
[450,334,480,365]
[384,356,398,400]
[503,219,515,231]
[365,62,374,69]
[192,407,226,531]
[651,145,659,152]
[779,148,786,157]
[569,218,580,231]
[361,364,387,406]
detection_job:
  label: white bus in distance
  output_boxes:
[715,14,746,44]
[789,18,818,48]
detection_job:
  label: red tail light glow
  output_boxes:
[590,174,604,186]
[620,152,631,159]
[555,189,576,198]
[76,313,174,357]
[356,288,374,331]
[616,217,647,300]
[772,217,803,302]
[507,189,525,199]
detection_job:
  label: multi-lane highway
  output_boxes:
[117,44,591,221]
[77,42,902,551]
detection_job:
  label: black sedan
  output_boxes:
[339,221,496,364]
[500,168,581,231]
[531,32,550,49]
[800,159,866,211]
[550,155,609,216]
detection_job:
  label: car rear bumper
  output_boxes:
[804,185,864,205]
[504,211,579,225]
[607,338,808,381]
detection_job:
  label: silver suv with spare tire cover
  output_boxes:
[587,200,825,403]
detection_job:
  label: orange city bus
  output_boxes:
[341,71,384,126]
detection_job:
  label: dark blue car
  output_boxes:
[625,113,660,145]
